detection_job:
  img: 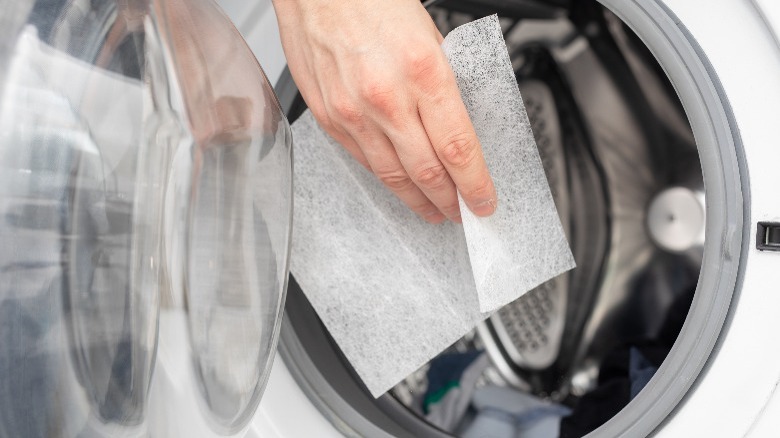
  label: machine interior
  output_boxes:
[282,1,707,436]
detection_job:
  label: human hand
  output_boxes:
[272,0,497,223]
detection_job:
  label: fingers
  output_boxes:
[318,46,496,222]
[415,54,497,216]
[383,116,462,222]
[350,72,462,221]
[341,119,448,224]
[278,0,497,222]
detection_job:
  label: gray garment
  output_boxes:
[461,386,571,438]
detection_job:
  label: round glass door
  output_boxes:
[0,1,292,436]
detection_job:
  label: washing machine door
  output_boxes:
[0,1,292,437]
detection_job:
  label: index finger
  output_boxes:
[416,67,497,216]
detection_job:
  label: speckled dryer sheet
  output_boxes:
[290,15,575,397]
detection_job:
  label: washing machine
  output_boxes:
[2,0,779,437]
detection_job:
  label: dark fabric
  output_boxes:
[423,350,483,413]
[629,347,658,400]
[560,286,694,437]
[560,379,630,438]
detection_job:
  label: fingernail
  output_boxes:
[470,198,497,216]
[450,214,462,224]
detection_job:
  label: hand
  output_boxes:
[272,0,497,223]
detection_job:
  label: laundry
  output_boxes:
[423,351,490,432]
[422,351,572,437]
[629,347,659,400]
[290,14,574,398]
[460,385,571,438]
[559,287,694,437]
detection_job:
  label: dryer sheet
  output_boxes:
[290,15,575,397]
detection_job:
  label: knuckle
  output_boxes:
[404,47,444,83]
[440,204,461,218]
[331,98,363,124]
[438,133,479,170]
[463,177,494,200]
[411,163,449,190]
[375,168,414,191]
[360,78,397,114]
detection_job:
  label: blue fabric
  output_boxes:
[629,347,658,399]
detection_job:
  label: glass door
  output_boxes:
[0,1,292,436]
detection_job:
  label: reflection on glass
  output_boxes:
[0,1,292,437]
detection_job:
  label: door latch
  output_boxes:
[757,222,780,251]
